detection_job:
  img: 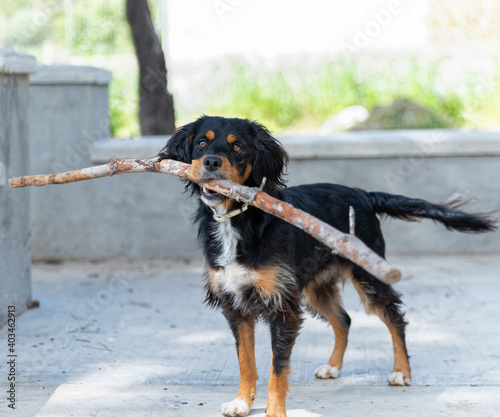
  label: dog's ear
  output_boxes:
[250,122,289,194]
[157,122,196,163]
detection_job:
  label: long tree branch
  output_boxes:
[9,157,401,284]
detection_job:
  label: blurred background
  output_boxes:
[2,3,500,413]
[1,0,499,137]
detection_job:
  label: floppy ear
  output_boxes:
[250,122,289,194]
[157,122,196,163]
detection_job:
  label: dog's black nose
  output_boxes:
[203,156,222,172]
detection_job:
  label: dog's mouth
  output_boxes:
[198,171,232,207]
[200,186,227,205]
[201,186,221,199]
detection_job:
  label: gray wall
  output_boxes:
[0,49,36,324]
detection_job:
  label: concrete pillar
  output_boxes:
[0,49,37,324]
[28,65,113,260]
[28,65,112,260]
[29,65,112,175]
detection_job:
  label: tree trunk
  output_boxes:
[126,0,175,135]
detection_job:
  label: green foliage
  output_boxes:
[71,0,132,55]
[0,0,62,51]
[109,73,140,137]
[203,61,470,132]
[0,0,132,56]
[462,58,500,129]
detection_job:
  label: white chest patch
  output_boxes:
[213,220,240,267]
[212,221,257,295]
[208,219,295,310]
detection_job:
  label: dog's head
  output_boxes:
[158,116,288,209]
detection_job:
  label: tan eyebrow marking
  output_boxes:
[227,134,237,144]
[205,130,215,140]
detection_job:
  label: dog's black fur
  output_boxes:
[158,116,496,417]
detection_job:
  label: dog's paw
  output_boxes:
[314,364,340,379]
[221,399,251,416]
[388,371,411,386]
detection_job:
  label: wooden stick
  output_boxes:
[349,206,355,235]
[8,157,188,187]
[9,157,401,284]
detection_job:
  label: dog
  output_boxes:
[158,116,497,417]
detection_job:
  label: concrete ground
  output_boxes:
[1,254,499,417]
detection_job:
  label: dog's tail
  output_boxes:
[368,191,498,233]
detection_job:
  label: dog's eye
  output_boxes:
[199,140,207,148]
[232,144,241,152]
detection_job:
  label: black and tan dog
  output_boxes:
[158,116,496,417]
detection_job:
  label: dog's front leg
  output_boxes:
[266,309,302,417]
[221,313,258,417]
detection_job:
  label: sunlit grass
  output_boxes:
[109,59,500,136]
[200,61,469,133]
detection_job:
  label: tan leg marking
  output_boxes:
[352,280,372,314]
[236,320,258,404]
[304,282,349,377]
[374,307,411,385]
[222,320,258,416]
[388,325,411,384]
[266,354,289,417]
[352,282,411,385]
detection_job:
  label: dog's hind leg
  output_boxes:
[351,266,411,386]
[304,281,351,379]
